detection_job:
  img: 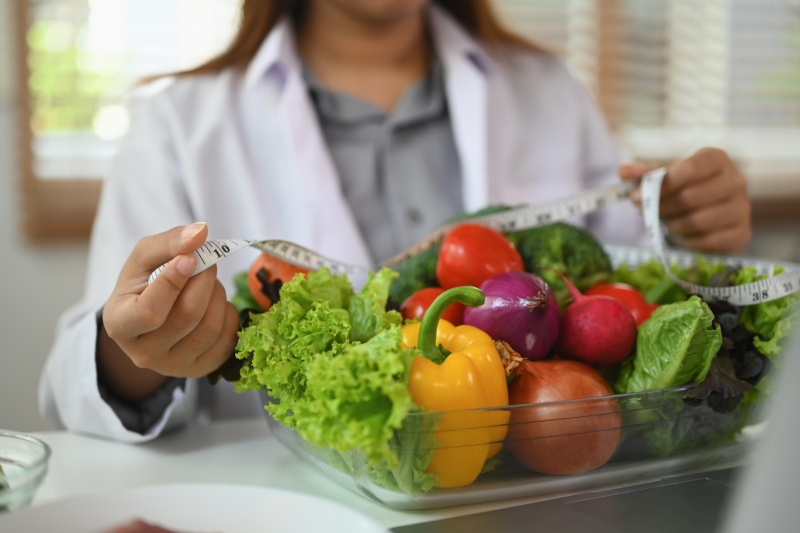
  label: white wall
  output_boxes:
[0,0,90,432]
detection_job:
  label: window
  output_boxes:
[16,0,241,239]
[495,0,800,200]
[16,0,800,239]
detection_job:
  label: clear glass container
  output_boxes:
[261,386,755,510]
[0,431,51,512]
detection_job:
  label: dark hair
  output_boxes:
[160,0,542,78]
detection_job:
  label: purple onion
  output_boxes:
[464,271,560,360]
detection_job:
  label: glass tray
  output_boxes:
[261,386,756,510]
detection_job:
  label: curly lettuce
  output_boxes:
[731,266,798,404]
[348,268,403,343]
[235,267,420,469]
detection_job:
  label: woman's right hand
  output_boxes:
[98,223,240,402]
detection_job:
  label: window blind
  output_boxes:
[494,0,800,199]
[25,0,800,199]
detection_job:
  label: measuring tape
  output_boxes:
[149,168,799,306]
[640,168,799,305]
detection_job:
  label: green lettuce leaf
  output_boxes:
[235,268,353,397]
[733,266,797,345]
[234,267,423,471]
[611,257,734,305]
[615,296,722,393]
[732,266,798,404]
[289,327,417,466]
[230,271,263,313]
[348,268,403,343]
[363,408,440,494]
[610,260,688,304]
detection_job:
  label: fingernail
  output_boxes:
[630,187,642,203]
[181,222,207,240]
[176,254,196,276]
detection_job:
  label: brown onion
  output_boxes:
[508,360,621,475]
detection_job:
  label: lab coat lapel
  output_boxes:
[430,6,490,212]
[244,18,372,267]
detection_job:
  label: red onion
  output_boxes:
[463,271,559,360]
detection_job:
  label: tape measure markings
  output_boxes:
[148,169,799,306]
[379,180,637,267]
[641,168,800,306]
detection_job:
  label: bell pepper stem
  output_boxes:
[418,286,485,364]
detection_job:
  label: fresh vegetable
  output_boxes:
[733,266,798,406]
[615,296,723,394]
[436,224,524,290]
[733,266,798,358]
[610,260,688,305]
[463,271,560,360]
[547,267,637,367]
[585,282,659,326]
[400,287,465,325]
[510,222,612,308]
[347,269,404,342]
[507,359,621,474]
[402,286,509,488]
[247,253,310,311]
[236,267,415,467]
[230,271,262,314]
[387,205,517,305]
[388,243,441,307]
[610,256,736,306]
[683,266,796,412]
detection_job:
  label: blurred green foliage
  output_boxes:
[27,20,123,133]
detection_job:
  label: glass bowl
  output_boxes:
[0,431,51,512]
[261,386,757,510]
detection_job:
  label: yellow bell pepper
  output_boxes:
[401,286,509,488]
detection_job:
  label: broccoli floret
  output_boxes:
[387,243,440,305]
[387,205,517,305]
[510,222,612,308]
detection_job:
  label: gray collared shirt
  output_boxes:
[303,60,463,264]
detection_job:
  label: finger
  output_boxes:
[683,221,753,254]
[122,222,208,279]
[618,162,651,181]
[186,302,240,379]
[659,173,743,218]
[630,185,642,208]
[665,197,749,238]
[663,148,729,196]
[136,265,219,345]
[158,279,230,373]
[118,252,203,336]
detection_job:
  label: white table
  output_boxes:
[31,418,742,531]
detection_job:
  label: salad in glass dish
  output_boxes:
[204,209,797,509]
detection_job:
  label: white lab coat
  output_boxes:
[39,6,645,442]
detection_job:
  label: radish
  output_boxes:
[544,267,637,366]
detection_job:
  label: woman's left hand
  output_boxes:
[620,147,752,254]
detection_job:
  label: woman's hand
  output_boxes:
[621,147,753,253]
[98,223,240,402]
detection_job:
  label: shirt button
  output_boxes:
[406,208,423,225]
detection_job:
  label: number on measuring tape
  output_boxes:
[148,170,800,307]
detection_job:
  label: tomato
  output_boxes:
[436,224,524,290]
[584,282,659,326]
[400,287,465,326]
[247,253,309,311]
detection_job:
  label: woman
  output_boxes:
[40,0,751,442]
